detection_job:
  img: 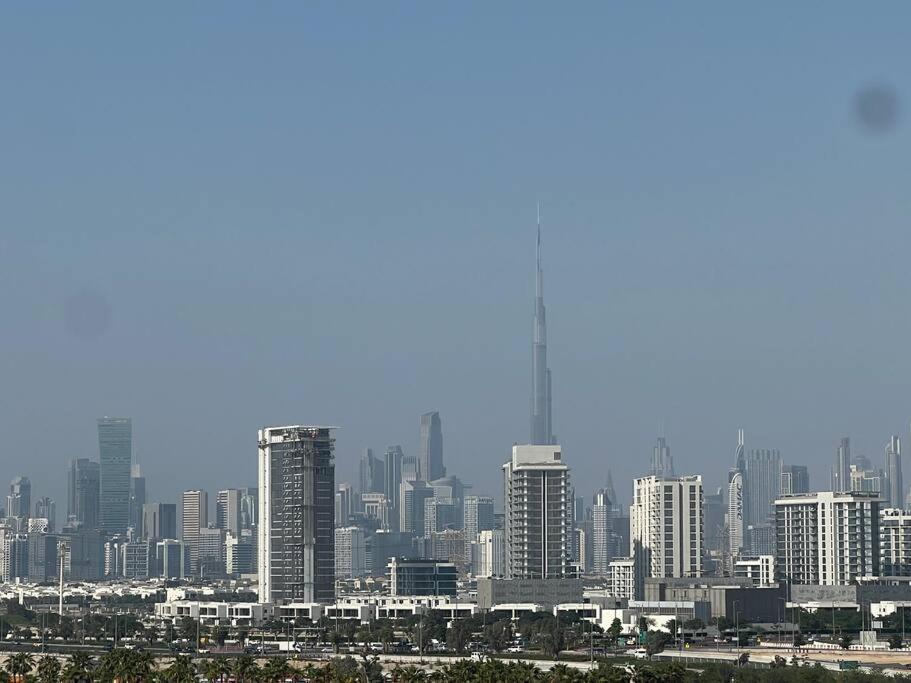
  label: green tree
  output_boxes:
[549,662,584,682]
[61,652,94,682]
[57,617,76,641]
[484,619,511,653]
[213,625,228,647]
[793,632,807,648]
[201,658,230,682]
[160,655,196,683]
[446,618,472,653]
[666,619,679,642]
[839,633,854,650]
[231,656,260,683]
[360,653,384,683]
[714,616,732,633]
[606,617,623,646]
[536,616,565,659]
[5,652,35,682]
[35,656,61,683]
[261,657,293,683]
[330,627,344,654]
[645,630,670,657]
[379,622,396,654]
[390,664,426,682]
[178,616,198,642]
[94,649,154,683]
[889,633,904,650]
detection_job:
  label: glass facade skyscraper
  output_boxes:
[98,417,132,534]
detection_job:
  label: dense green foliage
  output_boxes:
[0,650,906,682]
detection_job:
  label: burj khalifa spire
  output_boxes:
[531,205,555,445]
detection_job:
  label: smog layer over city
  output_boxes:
[0,4,910,680]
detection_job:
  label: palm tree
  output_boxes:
[130,649,156,682]
[231,655,260,683]
[391,664,426,682]
[261,657,293,682]
[379,623,395,654]
[5,652,35,682]
[160,655,196,683]
[547,663,584,682]
[201,658,230,682]
[35,656,61,683]
[61,652,94,682]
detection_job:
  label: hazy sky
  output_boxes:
[1,4,910,517]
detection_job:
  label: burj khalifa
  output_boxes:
[531,209,555,446]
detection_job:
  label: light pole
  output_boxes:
[902,604,906,646]
[777,598,787,647]
[733,600,740,656]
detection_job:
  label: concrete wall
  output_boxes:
[477,577,583,609]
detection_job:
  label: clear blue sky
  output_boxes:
[1,3,909,514]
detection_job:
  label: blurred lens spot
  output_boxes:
[63,290,113,338]
[854,84,900,133]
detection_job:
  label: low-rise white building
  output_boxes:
[154,600,271,626]
[733,555,775,587]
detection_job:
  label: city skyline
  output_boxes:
[3,4,911,531]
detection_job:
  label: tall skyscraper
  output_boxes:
[401,454,420,484]
[129,464,146,536]
[650,437,674,478]
[703,487,725,555]
[181,490,208,575]
[849,464,883,494]
[358,448,385,495]
[835,437,851,493]
[463,495,495,539]
[240,487,258,531]
[399,480,434,535]
[68,459,100,530]
[216,489,242,535]
[886,436,903,510]
[780,465,810,495]
[591,489,611,575]
[142,502,177,540]
[728,429,746,560]
[384,446,404,531]
[334,526,367,579]
[630,475,704,591]
[728,471,744,558]
[34,497,55,531]
[775,491,880,585]
[258,426,335,604]
[419,412,445,481]
[530,210,555,446]
[98,417,132,534]
[502,445,571,579]
[744,448,781,528]
[6,477,31,520]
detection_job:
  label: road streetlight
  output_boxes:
[732,600,740,656]
[777,597,787,647]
